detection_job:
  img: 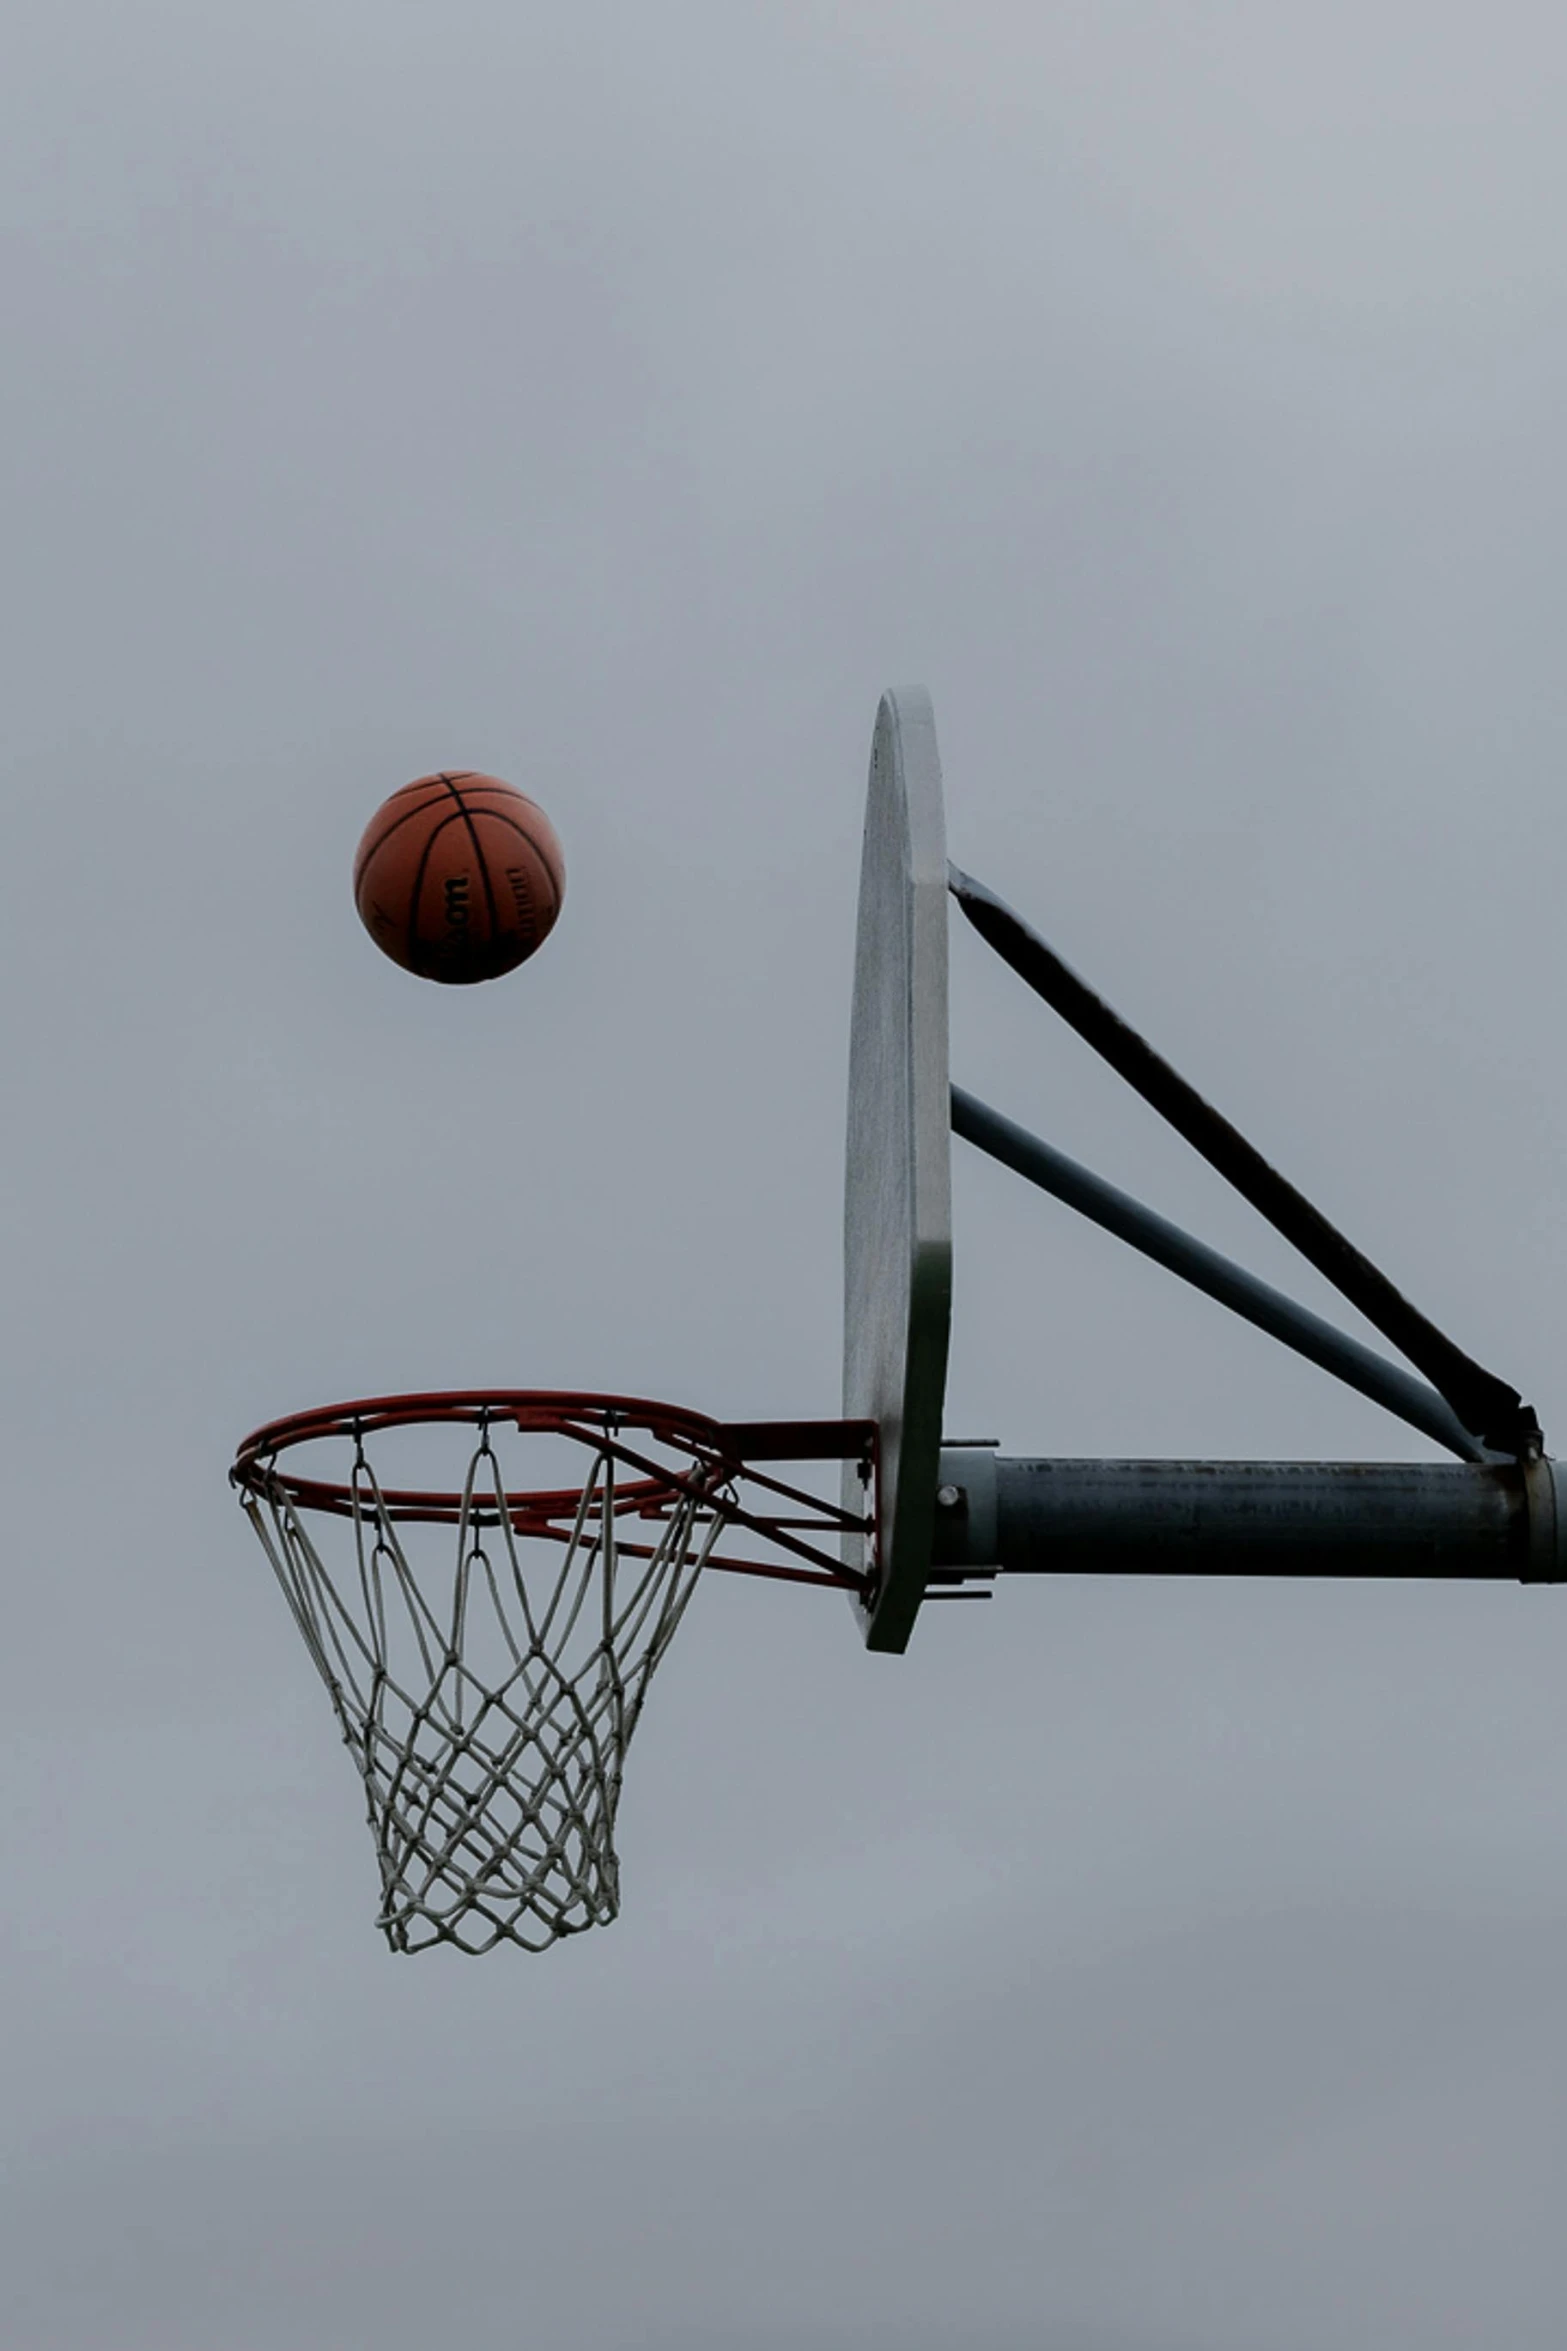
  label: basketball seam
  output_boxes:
[354,774,537,873]
[439,774,504,946]
[354,780,552,846]
[461,809,564,927]
[353,777,476,884]
[402,801,465,972]
[365,809,547,930]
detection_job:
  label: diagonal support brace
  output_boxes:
[948,865,1540,1458]
[952,1086,1490,1465]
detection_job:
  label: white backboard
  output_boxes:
[842,688,953,1650]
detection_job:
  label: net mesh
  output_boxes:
[240,1412,728,1953]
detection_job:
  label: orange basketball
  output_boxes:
[353,771,565,985]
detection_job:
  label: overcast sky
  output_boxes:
[4,4,1567,2346]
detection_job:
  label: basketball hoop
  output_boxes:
[231,1393,872,1954]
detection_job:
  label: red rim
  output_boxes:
[231,1389,877,1593]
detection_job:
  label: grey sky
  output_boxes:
[3,3,1566,2345]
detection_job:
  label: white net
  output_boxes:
[241,1415,727,1953]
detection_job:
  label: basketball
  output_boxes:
[353,771,565,984]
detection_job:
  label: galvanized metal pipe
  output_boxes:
[931,1452,1567,1583]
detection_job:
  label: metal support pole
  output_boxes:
[931,1452,1567,1583]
